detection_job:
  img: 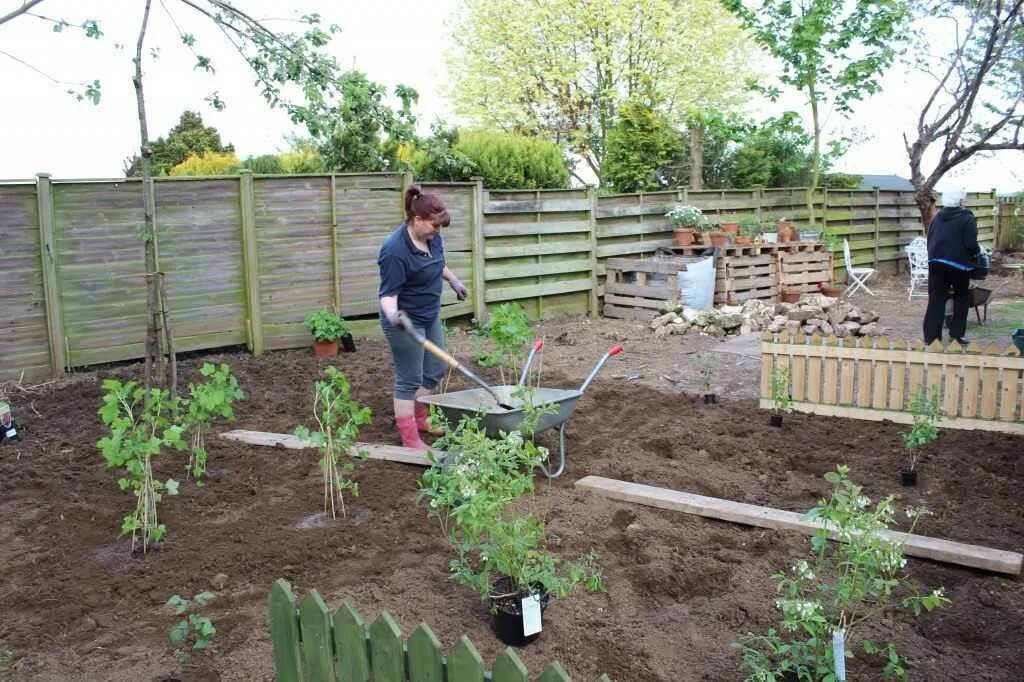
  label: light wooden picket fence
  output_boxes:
[760,333,1024,435]
[268,580,612,682]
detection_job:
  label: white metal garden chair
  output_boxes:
[842,239,876,297]
[905,236,929,300]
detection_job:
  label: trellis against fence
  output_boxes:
[0,172,997,380]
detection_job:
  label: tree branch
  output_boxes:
[0,0,46,27]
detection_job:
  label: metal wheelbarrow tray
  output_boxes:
[417,345,623,478]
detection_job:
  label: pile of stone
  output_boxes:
[648,294,886,338]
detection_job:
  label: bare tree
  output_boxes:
[905,0,1023,224]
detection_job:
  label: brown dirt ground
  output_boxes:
[1,286,1022,681]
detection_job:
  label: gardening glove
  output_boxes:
[448,276,468,301]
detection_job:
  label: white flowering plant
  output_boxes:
[418,395,603,601]
[735,466,949,681]
[666,204,707,228]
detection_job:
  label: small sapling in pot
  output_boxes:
[769,366,792,426]
[696,352,718,404]
[899,387,941,486]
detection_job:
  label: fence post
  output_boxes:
[329,175,341,312]
[239,170,264,355]
[470,177,487,324]
[822,188,829,233]
[754,185,763,226]
[35,173,66,377]
[587,185,600,317]
[873,187,881,269]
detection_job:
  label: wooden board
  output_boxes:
[219,430,434,467]
[575,476,1023,575]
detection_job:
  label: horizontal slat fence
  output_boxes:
[0,172,998,381]
[760,333,1024,434]
[269,580,611,682]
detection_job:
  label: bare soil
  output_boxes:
[0,300,1022,681]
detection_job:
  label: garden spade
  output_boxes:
[395,312,515,410]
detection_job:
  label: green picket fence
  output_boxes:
[269,579,612,682]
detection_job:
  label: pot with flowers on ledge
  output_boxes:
[666,204,705,246]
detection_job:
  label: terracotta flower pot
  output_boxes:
[781,290,802,303]
[734,235,753,245]
[708,232,729,248]
[673,228,695,246]
[721,222,740,237]
[313,339,339,357]
[819,283,843,298]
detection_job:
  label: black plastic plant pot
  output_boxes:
[769,414,783,427]
[340,333,356,353]
[489,578,549,647]
[901,469,918,486]
[702,393,718,405]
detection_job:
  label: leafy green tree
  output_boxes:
[724,0,910,220]
[728,113,815,188]
[447,0,756,183]
[315,71,419,172]
[603,102,685,192]
[453,130,569,189]
[241,154,284,175]
[124,111,234,177]
[410,125,479,182]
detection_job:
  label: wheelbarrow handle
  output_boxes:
[517,339,545,386]
[579,345,625,393]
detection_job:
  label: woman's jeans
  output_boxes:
[381,315,446,400]
[923,262,970,344]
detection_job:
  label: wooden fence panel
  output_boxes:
[154,179,247,351]
[483,189,592,318]
[52,180,149,367]
[0,183,50,380]
[760,335,1024,434]
[267,579,606,681]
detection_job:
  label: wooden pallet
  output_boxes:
[671,242,825,258]
[715,254,778,304]
[777,250,834,296]
[602,255,705,321]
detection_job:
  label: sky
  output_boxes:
[0,0,1020,192]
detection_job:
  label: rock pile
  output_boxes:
[648,294,886,338]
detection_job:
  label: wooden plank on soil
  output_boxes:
[219,430,434,466]
[575,476,1023,575]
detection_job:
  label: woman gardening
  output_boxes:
[378,185,468,450]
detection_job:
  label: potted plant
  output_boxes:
[707,226,730,248]
[760,216,779,243]
[419,405,604,647]
[666,204,704,247]
[720,214,741,238]
[781,289,803,303]
[303,309,353,357]
[768,366,792,426]
[696,352,718,404]
[735,217,759,245]
[899,387,941,486]
[818,280,844,298]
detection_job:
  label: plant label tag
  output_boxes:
[832,629,846,681]
[521,594,542,636]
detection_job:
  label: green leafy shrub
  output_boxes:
[419,397,603,602]
[735,466,949,681]
[294,367,372,519]
[167,592,217,657]
[304,309,349,342]
[900,387,942,472]
[169,150,241,176]
[475,302,532,384]
[603,101,684,193]
[97,381,184,553]
[181,363,244,485]
[454,129,569,189]
[241,154,284,174]
[770,366,792,415]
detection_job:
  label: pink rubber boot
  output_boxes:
[415,402,445,436]
[396,415,429,450]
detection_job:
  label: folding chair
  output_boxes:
[842,239,875,297]
[905,236,929,300]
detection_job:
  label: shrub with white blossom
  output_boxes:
[735,466,949,681]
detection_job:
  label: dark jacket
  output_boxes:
[927,207,980,268]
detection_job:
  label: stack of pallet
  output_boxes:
[715,254,777,305]
[602,255,706,321]
[777,250,835,297]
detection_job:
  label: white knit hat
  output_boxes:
[940,185,967,207]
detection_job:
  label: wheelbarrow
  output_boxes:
[416,344,624,478]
